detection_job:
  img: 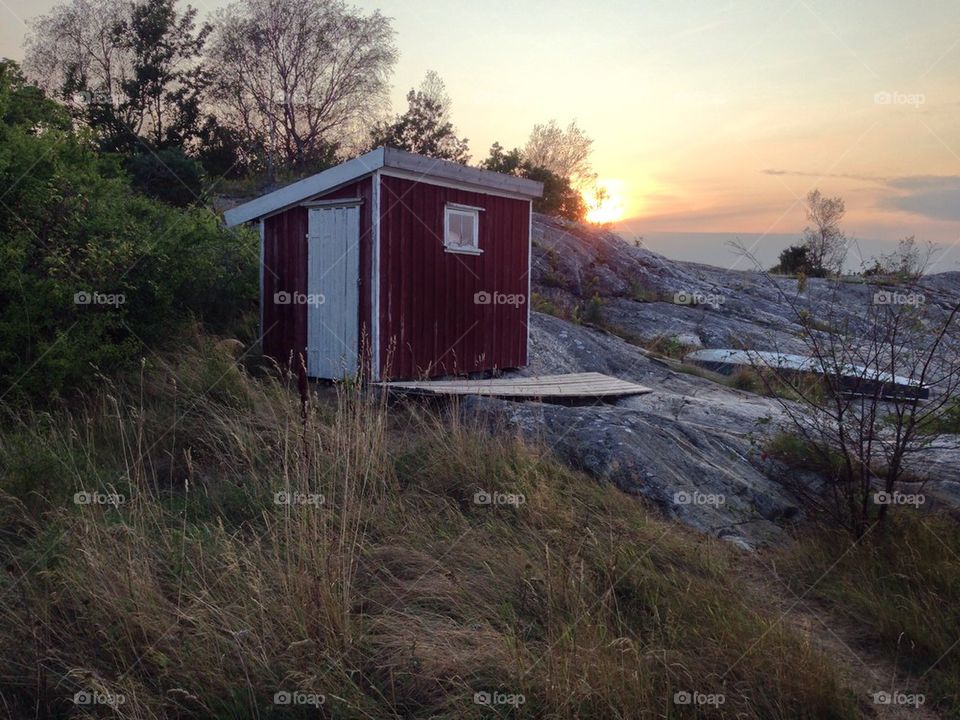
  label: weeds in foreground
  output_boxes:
[0,335,860,718]
[778,513,960,717]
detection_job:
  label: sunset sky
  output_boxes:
[2,0,958,266]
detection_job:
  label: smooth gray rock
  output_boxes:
[464,215,960,547]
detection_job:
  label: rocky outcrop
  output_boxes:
[468,216,960,547]
[479,312,799,547]
[530,212,960,355]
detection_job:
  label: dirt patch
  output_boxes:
[738,558,942,720]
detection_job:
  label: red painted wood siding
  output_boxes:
[262,178,373,379]
[378,175,530,379]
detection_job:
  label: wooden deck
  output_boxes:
[378,372,652,400]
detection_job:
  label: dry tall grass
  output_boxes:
[779,515,960,718]
[0,335,859,718]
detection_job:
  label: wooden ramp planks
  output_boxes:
[378,372,652,400]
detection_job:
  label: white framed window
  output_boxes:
[444,203,482,255]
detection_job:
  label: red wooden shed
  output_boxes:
[224,147,544,381]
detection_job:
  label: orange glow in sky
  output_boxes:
[586,179,625,224]
[3,0,958,250]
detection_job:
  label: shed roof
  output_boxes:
[223,147,544,227]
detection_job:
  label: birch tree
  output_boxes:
[207,0,396,174]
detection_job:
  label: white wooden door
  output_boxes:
[307,204,360,378]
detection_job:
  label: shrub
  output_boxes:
[731,367,761,391]
[579,293,605,325]
[918,399,960,435]
[530,292,563,318]
[0,66,257,405]
[642,334,696,360]
[124,147,206,206]
[771,244,811,275]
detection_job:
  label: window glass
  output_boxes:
[445,208,478,250]
[448,212,463,245]
[458,213,475,247]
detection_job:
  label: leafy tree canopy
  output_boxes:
[371,71,469,163]
[481,142,586,222]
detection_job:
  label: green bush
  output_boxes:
[0,63,257,405]
[124,147,206,207]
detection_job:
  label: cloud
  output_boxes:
[883,175,960,221]
[763,169,960,222]
[762,169,886,183]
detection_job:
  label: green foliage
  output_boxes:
[124,146,206,206]
[730,367,761,392]
[0,59,71,130]
[68,0,213,153]
[643,334,696,360]
[580,292,604,325]
[765,432,846,477]
[862,236,933,282]
[772,243,816,276]
[481,142,586,221]
[0,64,257,404]
[530,291,562,317]
[195,116,251,178]
[772,188,851,278]
[917,399,960,435]
[371,72,469,162]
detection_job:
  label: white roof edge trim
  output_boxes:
[223,148,385,227]
[382,147,544,198]
[223,146,544,227]
[378,168,536,201]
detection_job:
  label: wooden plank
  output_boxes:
[384,372,626,389]
[387,387,646,398]
[383,380,621,390]
[390,381,638,392]
[377,372,652,399]
[387,371,603,384]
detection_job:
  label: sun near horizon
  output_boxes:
[585,179,626,224]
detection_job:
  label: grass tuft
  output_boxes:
[0,332,861,718]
